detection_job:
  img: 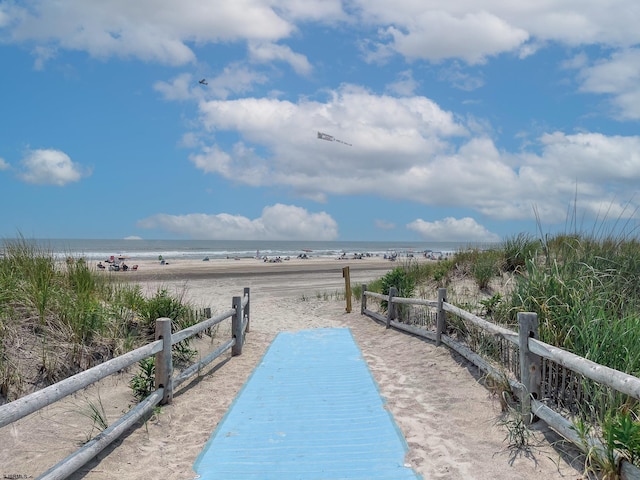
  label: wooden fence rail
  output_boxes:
[0,288,250,480]
[361,285,640,480]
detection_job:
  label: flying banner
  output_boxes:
[317,131,352,146]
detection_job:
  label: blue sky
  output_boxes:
[1,1,640,242]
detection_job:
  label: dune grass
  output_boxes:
[359,231,640,475]
[365,232,640,385]
[0,236,202,403]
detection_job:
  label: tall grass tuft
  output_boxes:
[501,233,540,273]
[0,236,201,401]
[506,233,640,377]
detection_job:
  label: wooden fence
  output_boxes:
[0,287,250,480]
[361,285,640,480]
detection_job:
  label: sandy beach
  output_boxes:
[0,257,584,479]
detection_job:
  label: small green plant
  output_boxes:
[173,341,197,365]
[480,293,502,317]
[572,415,619,479]
[497,404,533,452]
[130,357,155,401]
[79,394,109,443]
[605,409,640,467]
[149,405,163,423]
[142,405,163,434]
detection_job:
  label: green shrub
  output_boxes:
[139,288,189,331]
[480,293,502,317]
[605,410,640,465]
[381,267,416,299]
[380,267,415,320]
[130,357,155,401]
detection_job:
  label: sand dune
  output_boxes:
[0,260,583,479]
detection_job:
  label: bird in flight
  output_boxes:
[317,131,352,146]
[199,78,208,85]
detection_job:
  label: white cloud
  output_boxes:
[437,63,484,91]
[576,48,640,120]
[248,42,312,76]
[0,6,9,28]
[154,73,195,101]
[180,132,202,149]
[510,131,640,222]
[137,204,338,240]
[0,157,9,170]
[32,45,57,70]
[357,1,640,64]
[407,217,501,242]
[385,70,419,96]
[534,131,640,183]
[561,52,589,70]
[18,149,88,186]
[2,0,294,66]
[275,0,346,22]
[155,65,270,102]
[192,85,468,197]
[184,85,640,226]
[381,11,529,64]
[205,63,270,99]
[3,0,640,74]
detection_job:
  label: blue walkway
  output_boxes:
[193,328,420,479]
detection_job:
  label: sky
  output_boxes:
[1,1,640,243]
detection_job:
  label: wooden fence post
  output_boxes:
[231,296,243,356]
[518,312,541,424]
[386,287,397,329]
[155,317,173,405]
[244,287,250,333]
[342,266,352,313]
[361,284,367,315]
[436,288,447,346]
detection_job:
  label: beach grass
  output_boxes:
[355,230,640,474]
[0,236,203,402]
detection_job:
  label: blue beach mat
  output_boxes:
[193,327,420,479]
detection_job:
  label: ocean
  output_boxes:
[0,238,495,262]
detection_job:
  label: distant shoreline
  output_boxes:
[95,256,430,281]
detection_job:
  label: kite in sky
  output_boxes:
[317,131,352,146]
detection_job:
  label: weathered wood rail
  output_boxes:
[362,285,640,480]
[0,287,250,480]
